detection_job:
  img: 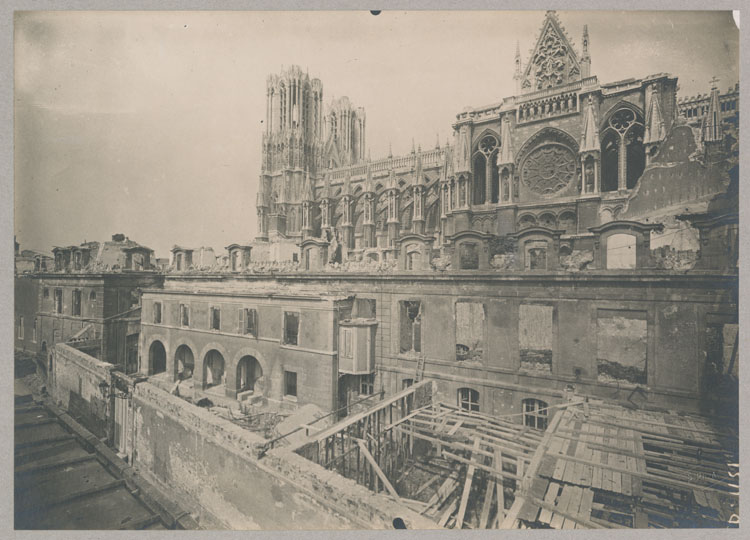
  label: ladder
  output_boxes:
[415,354,426,382]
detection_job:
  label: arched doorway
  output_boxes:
[174,344,195,380]
[236,355,263,393]
[204,349,225,388]
[149,341,166,375]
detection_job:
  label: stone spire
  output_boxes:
[581,24,591,78]
[643,85,666,146]
[497,116,515,166]
[580,95,600,153]
[702,78,723,144]
[513,40,522,93]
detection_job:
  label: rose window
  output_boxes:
[521,144,578,196]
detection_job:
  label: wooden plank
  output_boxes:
[437,497,458,528]
[423,474,458,512]
[552,458,566,481]
[356,439,399,498]
[494,449,505,528]
[446,419,465,436]
[413,474,441,498]
[578,488,595,520]
[538,482,558,524]
[455,439,480,529]
[479,477,495,529]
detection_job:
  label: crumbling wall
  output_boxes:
[131,382,431,529]
[596,310,647,385]
[518,304,553,373]
[51,343,114,439]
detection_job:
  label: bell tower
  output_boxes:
[258,66,324,241]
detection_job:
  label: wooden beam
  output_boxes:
[442,451,523,482]
[494,449,505,528]
[479,474,495,529]
[455,438,480,529]
[437,497,458,528]
[356,439,399,499]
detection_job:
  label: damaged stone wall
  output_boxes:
[130,381,430,529]
[51,343,115,440]
[596,310,647,385]
[518,304,553,374]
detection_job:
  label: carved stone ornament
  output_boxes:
[521,144,578,196]
[532,31,568,90]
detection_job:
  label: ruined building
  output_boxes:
[137,11,738,423]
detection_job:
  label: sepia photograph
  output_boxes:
[10,6,741,532]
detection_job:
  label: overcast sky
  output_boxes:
[14,10,739,257]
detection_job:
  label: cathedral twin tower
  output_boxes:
[257,65,366,241]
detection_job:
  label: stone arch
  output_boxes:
[518,214,538,230]
[516,126,580,166]
[538,212,557,230]
[472,127,501,149]
[196,342,230,390]
[142,333,169,376]
[599,100,644,132]
[148,340,167,375]
[558,211,577,234]
[229,347,270,396]
[173,342,197,381]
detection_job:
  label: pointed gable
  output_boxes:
[522,11,582,93]
[644,85,667,145]
[580,95,600,152]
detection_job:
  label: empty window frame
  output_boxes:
[32,317,37,342]
[455,301,485,361]
[43,288,49,299]
[458,387,480,412]
[459,242,480,270]
[239,308,257,336]
[89,290,97,301]
[522,398,549,430]
[18,316,24,340]
[72,289,82,316]
[399,300,422,354]
[359,373,375,395]
[284,370,298,397]
[210,306,221,331]
[402,378,414,390]
[153,301,162,324]
[54,289,63,314]
[180,303,190,327]
[283,311,299,346]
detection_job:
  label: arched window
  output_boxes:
[458,388,480,412]
[237,356,263,393]
[174,344,194,380]
[522,398,549,430]
[204,350,225,388]
[601,107,645,191]
[406,246,421,270]
[472,153,486,205]
[89,291,97,301]
[625,125,645,189]
[149,341,166,375]
[601,131,620,192]
[473,135,499,205]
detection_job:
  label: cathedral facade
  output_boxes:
[251,11,737,270]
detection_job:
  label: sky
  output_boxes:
[14,10,739,258]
